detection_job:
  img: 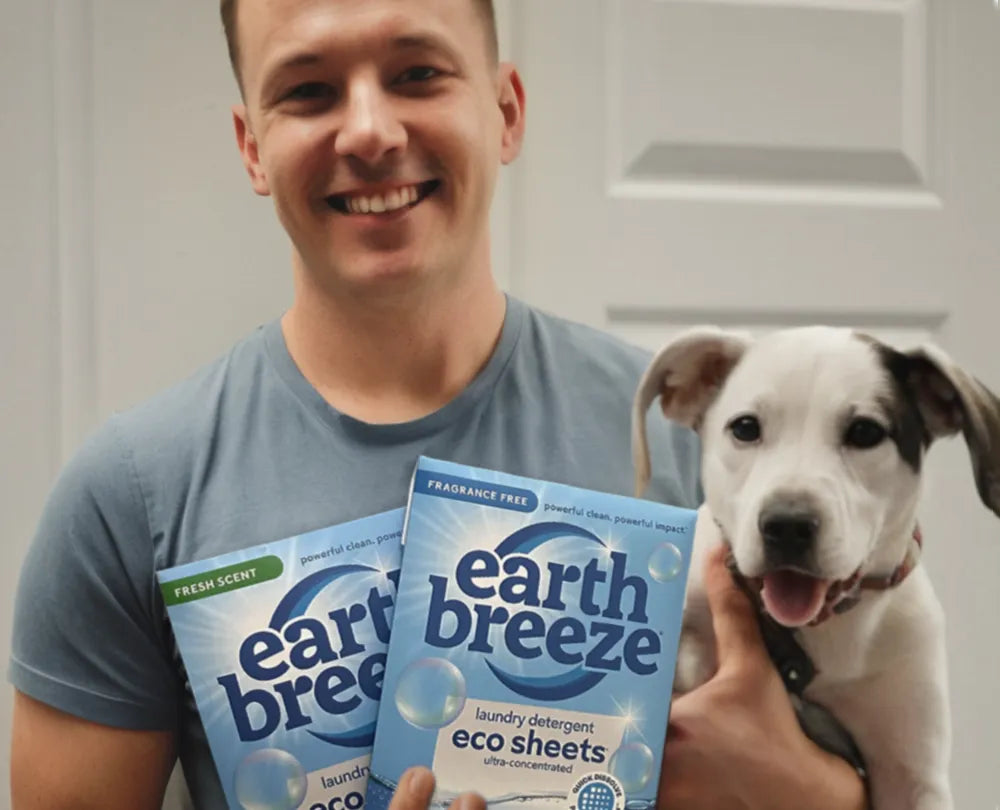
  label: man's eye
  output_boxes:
[395,66,441,84]
[285,82,334,101]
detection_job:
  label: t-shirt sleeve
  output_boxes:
[8,417,180,730]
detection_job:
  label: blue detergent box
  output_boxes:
[366,457,698,810]
[156,508,405,810]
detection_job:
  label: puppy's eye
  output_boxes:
[729,415,761,443]
[844,417,887,449]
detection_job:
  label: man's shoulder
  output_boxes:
[516,300,658,412]
[70,323,274,491]
[118,321,270,426]
[520,300,653,376]
[6,329,277,738]
[513,300,703,508]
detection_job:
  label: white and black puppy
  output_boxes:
[631,326,1000,810]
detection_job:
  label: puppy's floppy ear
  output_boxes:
[901,344,1000,517]
[632,327,750,496]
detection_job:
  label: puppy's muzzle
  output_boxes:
[759,495,822,568]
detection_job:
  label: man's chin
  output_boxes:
[321,258,436,298]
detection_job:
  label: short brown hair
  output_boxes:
[220,0,499,95]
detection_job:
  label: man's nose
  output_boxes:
[334,76,407,165]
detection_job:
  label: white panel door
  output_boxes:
[506,0,1000,803]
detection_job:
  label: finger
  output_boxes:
[450,792,488,810]
[389,766,436,810]
[702,545,769,673]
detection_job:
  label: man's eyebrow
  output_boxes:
[390,33,460,59]
[266,51,324,79]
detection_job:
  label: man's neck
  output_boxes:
[281,268,507,425]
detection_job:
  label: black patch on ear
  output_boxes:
[867,341,930,473]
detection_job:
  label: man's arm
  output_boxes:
[9,421,184,808]
[11,691,177,810]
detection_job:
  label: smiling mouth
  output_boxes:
[325,180,440,215]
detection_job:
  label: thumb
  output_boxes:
[703,545,770,675]
[389,767,435,810]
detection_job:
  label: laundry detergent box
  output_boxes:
[156,507,406,810]
[366,457,698,810]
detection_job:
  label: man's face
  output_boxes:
[232,0,524,295]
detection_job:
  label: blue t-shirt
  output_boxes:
[9,296,701,807]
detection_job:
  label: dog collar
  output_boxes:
[815,525,923,624]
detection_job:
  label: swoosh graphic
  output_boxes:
[269,563,379,628]
[307,721,377,748]
[493,522,606,557]
[485,661,607,700]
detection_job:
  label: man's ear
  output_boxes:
[497,64,526,165]
[232,104,270,196]
[632,328,750,496]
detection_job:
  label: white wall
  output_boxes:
[2,2,61,802]
[91,1,294,416]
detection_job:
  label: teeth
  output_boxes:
[341,184,422,215]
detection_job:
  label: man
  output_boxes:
[8,0,866,808]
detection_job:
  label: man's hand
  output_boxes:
[388,766,486,810]
[657,547,868,810]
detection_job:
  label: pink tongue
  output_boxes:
[761,570,829,627]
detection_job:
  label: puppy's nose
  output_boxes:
[759,508,820,558]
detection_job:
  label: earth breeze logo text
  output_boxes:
[424,525,661,699]
[217,566,399,744]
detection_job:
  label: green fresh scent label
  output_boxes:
[161,556,283,605]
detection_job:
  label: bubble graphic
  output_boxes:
[395,657,467,729]
[609,741,655,793]
[647,542,683,582]
[233,748,307,810]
